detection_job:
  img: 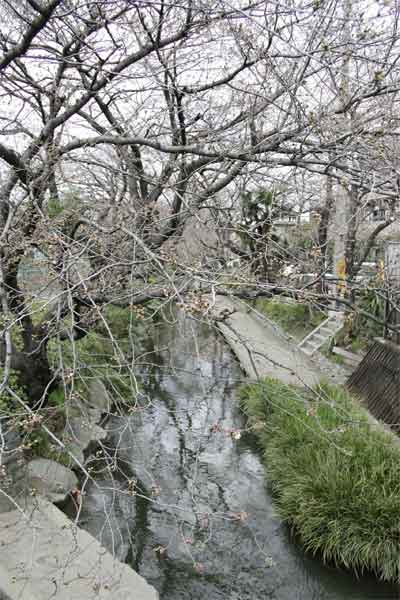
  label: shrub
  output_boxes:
[239,379,400,582]
[349,282,385,347]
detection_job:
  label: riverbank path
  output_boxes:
[211,295,324,387]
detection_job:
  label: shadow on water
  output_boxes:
[78,310,400,599]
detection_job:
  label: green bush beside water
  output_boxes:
[239,379,400,582]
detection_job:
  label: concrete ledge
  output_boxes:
[0,498,158,600]
[332,346,362,366]
[211,295,322,387]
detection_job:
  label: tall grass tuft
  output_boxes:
[239,379,400,582]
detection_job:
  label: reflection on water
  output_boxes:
[78,311,400,599]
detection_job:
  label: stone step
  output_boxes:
[332,346,362,366]
[320,326,338,335]
[299,315,344,356]
[301,346,315,356]
[313,333,329,343]
[302,340,320,350]
[0,498,159,600]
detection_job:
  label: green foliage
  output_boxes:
[0,375,69,464]
[100,304,142,338]
[350,338,364,354]
[49,305,156,404]
[19,386,68,463]
[46,193,83,218]
[241,189,274,209]
[253,298,325,340]
[239,378,400,582]
[237,188,293,280]
[24,427,70,466]
[0,369,69,465]
[331,352,345,365]
[25,428,51,455]
[0,369,27,413]
[0,315,26,353]
[239,190,273,230]
[47,197,64,217]
[237,190,274,248]
[352,283,385,341]
[28,298,49,326]
[50,330,131,400]
[48,387,65,409]
[335,282,385,351]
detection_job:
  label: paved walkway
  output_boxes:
[211,295,323,387]
[0,498,159,600]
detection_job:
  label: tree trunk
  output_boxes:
[2,260,56,406]
[317,175,334,292]
[344,186,359,284]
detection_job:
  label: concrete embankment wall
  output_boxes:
[0,498,159,600]
[0,377,159,600]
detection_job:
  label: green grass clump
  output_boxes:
[239,379,400,582]
[253,299,325,340]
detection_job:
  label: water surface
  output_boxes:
[78,312,399,599]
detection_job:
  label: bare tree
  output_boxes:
[1,3,400,597]
[0,0,397,403]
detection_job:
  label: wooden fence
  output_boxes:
[347,338,400,432]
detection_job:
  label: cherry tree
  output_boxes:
[0,0,398,406]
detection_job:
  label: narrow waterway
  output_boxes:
[78,312,399,599]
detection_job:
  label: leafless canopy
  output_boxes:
[0,0,398,404]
